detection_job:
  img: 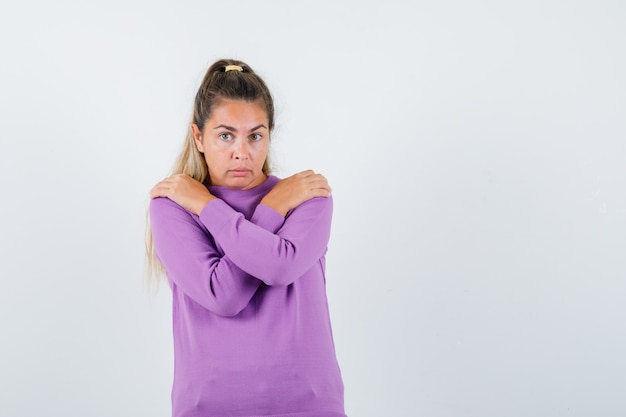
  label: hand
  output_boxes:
[260,170,331,216]
[150,174,216,215]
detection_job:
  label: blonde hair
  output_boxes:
[145,59,274,289]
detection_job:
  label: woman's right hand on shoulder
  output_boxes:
[260,170,331,217]
[150,174,216,215]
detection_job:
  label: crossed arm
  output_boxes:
[149,171,332,317]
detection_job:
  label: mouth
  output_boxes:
[229,168,250,177]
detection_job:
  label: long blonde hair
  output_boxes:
[145,59,274,289]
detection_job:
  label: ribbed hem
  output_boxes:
[219,412,346,417]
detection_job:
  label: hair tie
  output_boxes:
[224,65,243,72]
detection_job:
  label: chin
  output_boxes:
[226,177,257,190]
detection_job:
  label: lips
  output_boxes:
[230,168,250,177]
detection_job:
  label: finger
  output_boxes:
[308,177,331,190]
[308,173,327,185]
[150,187,164,199]
[310,187,331,198]
[150,183,172,199]
[150,188,161,199]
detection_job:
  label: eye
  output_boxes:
[219,133,232,141]
[249,133,262,142]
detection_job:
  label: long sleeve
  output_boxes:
[150,196,285,316]
[160,177,346,417]
[198,195,333,286]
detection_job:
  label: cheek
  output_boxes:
[253,142,270,159]
[203,150,225,168]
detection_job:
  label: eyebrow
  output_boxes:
[213,124,267,132]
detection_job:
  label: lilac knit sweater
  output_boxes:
[150,176,346,417]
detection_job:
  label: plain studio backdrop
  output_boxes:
[1,1,624,416]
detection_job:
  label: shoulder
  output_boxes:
[287,194,333,219]
[150,196,185,215]
[150,197,196,227]
[303,194,333,209]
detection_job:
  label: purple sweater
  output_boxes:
[150,176,346,417]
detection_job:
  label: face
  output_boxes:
[192,99,270,190]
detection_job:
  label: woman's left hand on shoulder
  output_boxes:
[150,174,216,215]
[260,170,331,217]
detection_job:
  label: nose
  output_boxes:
[233,139,249,160]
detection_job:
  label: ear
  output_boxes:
[191,124,204,152]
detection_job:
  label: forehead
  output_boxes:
[209,99,269,126]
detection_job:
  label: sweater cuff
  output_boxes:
[251,204,285,233]
[198,199,236,236]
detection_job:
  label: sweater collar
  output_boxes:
[207,175,280,200]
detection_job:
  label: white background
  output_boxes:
[1,1,625,416]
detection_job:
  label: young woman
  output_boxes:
[147,59,346,417]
